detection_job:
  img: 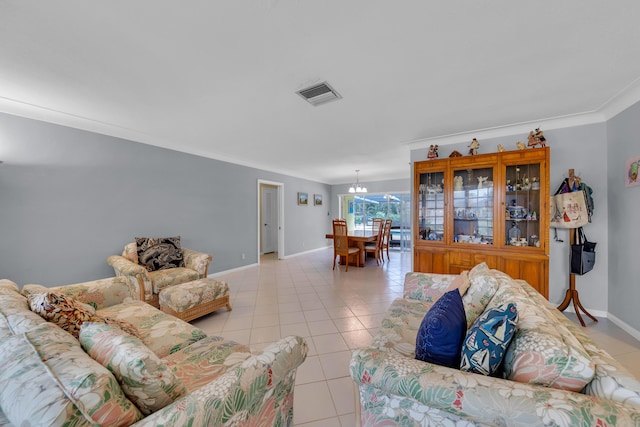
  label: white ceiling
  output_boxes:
[2,1,640,185]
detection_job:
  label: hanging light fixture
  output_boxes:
[348,170,367,193]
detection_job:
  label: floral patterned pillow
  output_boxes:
[463,263,499,328]
[80,322,188,415]
[403,272,458,302]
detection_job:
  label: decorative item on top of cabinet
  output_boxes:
[427,144,439,159]
[468,138,480,155]
[413,147,550,298]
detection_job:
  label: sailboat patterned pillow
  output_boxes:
[460,302,518,376]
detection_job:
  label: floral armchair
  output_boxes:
[107,242,212,308]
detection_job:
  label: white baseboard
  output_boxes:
[282,246,331,259]
[562,306,609,319]
[607,313,640,342]
[207,263,258,278]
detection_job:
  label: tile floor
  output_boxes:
[191,248,640,426]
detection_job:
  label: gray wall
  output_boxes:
[410,123,610,315]
[606,101,640,333]
[0,112,331,286]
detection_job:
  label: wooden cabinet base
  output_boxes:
[415,247,548,298]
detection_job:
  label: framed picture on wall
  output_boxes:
[314,194,323,206]
[626,155,639,187]
[298,192,309,205]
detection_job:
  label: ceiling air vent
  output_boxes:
[296,81,342,106]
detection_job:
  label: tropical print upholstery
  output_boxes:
[463,262,499,327]
[1,277,308,426]
[80,322,188,415]
[163,335,252,392]
[22,277,137,310]
[159,278,229,313]
[134,335,308,427]
[0,323,142,427]
[107,244,212,304]
[149,267,200,293]
[28,291,141,339]
[350,269,640,426]
[97,300,207,358]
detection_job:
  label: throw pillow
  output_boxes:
[135,236,185,272]
[415,288,467,368]
[28,292,140,339]
[463,263,500,328]
[80,322,188,415]
[460,302,518,376]
[446,270,471,297]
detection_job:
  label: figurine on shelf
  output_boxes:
[527,128,547,148]
[497,144,506,152]
[454,176,464,191]
[468,138,480,155]
[477,176,488,189]
[449,150,463,158]
[427,144,439,159]
[516,141,526,150]
[531,177,540,190]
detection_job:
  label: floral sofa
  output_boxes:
[350,264,640,426]
[107,241,213,308]
[0,277,307,426]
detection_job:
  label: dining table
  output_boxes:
[325,229,377,266]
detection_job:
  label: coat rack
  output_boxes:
[556,169,597,327]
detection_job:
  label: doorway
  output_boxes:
[258,180,285,262]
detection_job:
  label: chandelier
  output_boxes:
[348,170,367,193]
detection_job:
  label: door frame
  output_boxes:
[257,179,285,262]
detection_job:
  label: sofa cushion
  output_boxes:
[0,322,142,426]
[136,236,185,272]
[403,272,458,302]
[463,263,499,328]
[97,301,207,358]
[415,289,466,368]
[80,322,188,415]
[502,282,595,392]
[0,291,48,337]
[149,267,201,294]
[460,302,518,376]
[162,335,252,392]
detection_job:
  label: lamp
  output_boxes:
[348,170,367,193]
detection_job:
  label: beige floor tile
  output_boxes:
[312,333,349,354]
[308,319,340,335]
[293,382,337,424]
[318,350,352,380]
[327,377,356,415]
[295,355,326,385]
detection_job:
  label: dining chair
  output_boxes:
[371,218,384,234]
[332,219,360,271]
[380,219,392,262]
[364,220,384,265]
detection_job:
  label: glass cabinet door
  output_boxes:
[504,163,542,247]
[452,166,494,245]
[417,170,445,242]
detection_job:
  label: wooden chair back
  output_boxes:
[332,219,349,255]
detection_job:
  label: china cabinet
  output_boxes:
[414,147,550,297]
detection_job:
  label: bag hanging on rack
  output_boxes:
[570,227,596,275]
[550,179,591,229]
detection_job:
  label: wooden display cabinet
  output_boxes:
[413,147,550,298]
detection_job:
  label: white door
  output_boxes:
[261,186,277,254]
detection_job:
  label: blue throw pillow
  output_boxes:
[460,302,518,376]
[415,288,467,368]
